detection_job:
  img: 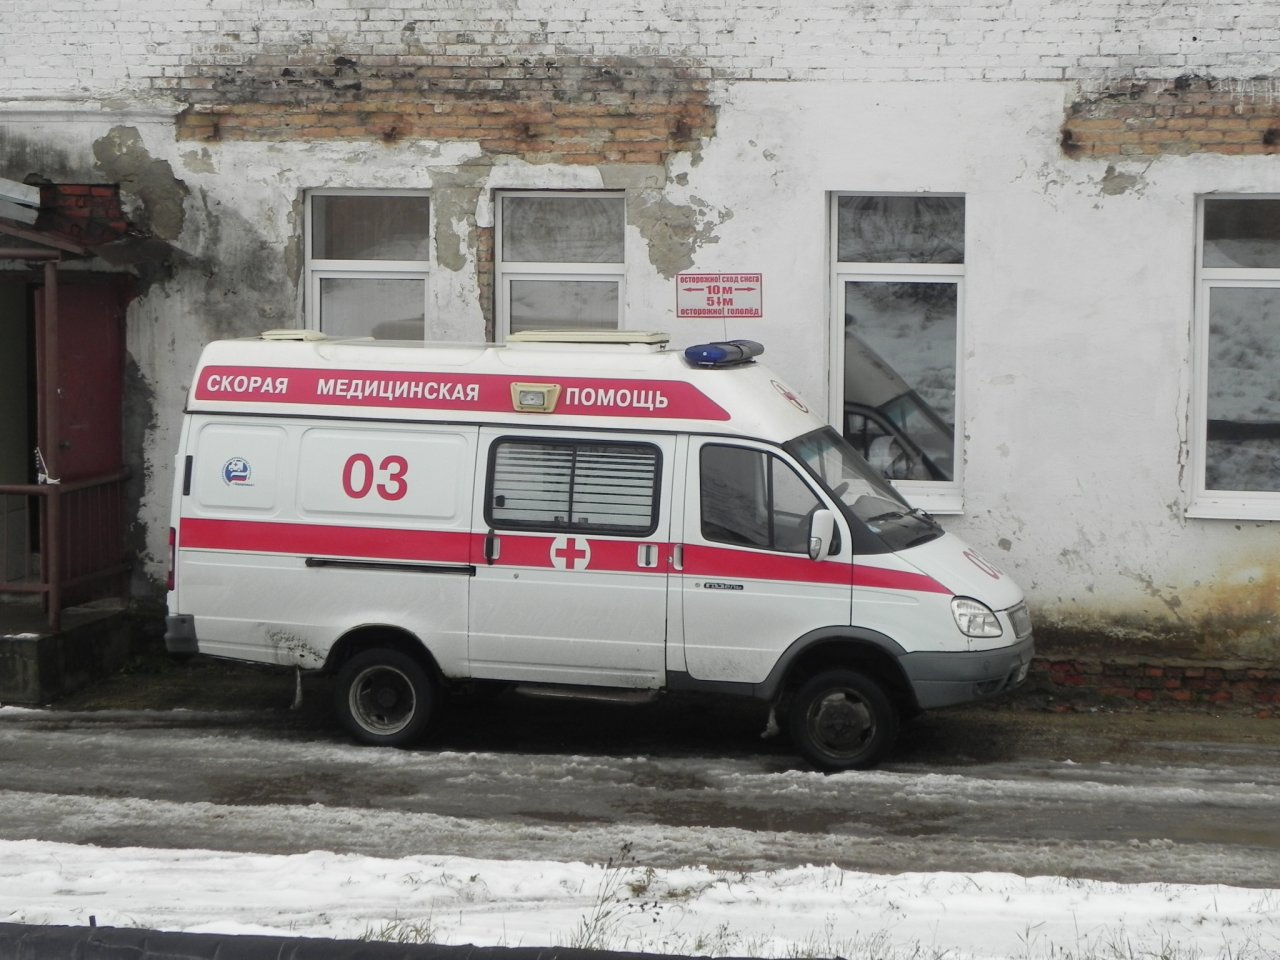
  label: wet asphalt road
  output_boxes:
[1,656,1278,887]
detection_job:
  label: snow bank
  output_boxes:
[2,840,1277,959]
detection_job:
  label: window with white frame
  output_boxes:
[306,190,431,339]
[1192,196,1280,518]
[487,438,660,535]
[831,194,964,512]
[496,191,625,338]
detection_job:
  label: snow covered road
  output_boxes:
[1,693,1277,887]
[3,684,1280,957]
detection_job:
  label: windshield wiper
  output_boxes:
[865,509,909,523]
[866,506,935,525]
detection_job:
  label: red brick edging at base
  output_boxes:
[1026,657,1280,717]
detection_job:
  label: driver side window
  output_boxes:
[700,445,822,554]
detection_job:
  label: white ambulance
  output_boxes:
[165,329,1033,770]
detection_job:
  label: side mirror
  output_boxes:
[808,508,835,561]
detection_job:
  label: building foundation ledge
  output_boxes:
[1021,645,1280,718]
[0,602,134,705]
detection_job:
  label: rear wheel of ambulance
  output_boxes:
[788,669,898,771]
[335,649,435,747]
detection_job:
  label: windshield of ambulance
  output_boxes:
[785,427,944,551]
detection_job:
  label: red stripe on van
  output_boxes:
[682,543,950,593]
[180,518,473,565]
[179,519,951,594]
[681,543,852,586]
[852,563,951,595]
[491,533,668,573]
[178,519,655,573]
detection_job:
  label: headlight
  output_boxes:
[951,597,1004,638]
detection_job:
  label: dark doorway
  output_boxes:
[0,279,36,583]
[1,268,132,618]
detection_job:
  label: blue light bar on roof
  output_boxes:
[684,340,765,367]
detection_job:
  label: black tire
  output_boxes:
[788,669,898,771]
[334,648,435,747]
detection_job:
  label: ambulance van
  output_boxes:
[165,330,1033,770]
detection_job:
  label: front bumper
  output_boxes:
[164,614,199,656]
[900,633,1035,710]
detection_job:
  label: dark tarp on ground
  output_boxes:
[0,924,724,960]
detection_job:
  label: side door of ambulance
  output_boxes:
[677,438,854,684]
[468,428,676,688]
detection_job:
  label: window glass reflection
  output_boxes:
[503,196,625,263]
[509,279,619,333]
[837,196,964,264]
[313,195,430,261]
[1205,285,1280,492]
[843,281,956,482]
[1203,199,1280,269]
[319,277,425,340]
[699,445,821,554]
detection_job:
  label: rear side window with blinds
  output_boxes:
[486,438,660,535]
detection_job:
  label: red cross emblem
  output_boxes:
[550,536,591,570]
[770,379,809,413]
[964,549,1003,580]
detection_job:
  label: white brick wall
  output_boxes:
[2,0,1278,102]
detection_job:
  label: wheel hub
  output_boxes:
[352,667,415,733]
[373,684,400,710]
[813,692,872,750]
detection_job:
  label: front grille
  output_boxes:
[1008,602,1033,639]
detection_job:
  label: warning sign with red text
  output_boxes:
[677,273,763,319]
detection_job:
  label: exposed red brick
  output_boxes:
[1029,653,1280,714]
[31,183,132,248]
[173,53,716,165]
[1063,76,1280,159]
[1099,687,1136,699]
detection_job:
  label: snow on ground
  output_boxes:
[3,840,1278,959]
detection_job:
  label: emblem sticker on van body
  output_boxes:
[770,379,809,413]
[222,458,252,485]
[964,549,1003,580]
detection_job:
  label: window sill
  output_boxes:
[1187,496,1280,521]
[891,484,963,516]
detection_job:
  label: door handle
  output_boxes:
[637,544,658,568]
[671,543,684,571]
[484,530,500,565]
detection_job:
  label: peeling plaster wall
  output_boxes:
[4,1,1280,659]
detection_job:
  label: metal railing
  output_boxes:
[0,470,130,632]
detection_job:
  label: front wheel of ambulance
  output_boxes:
[788,669,898,771]
[335,649,435,747]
